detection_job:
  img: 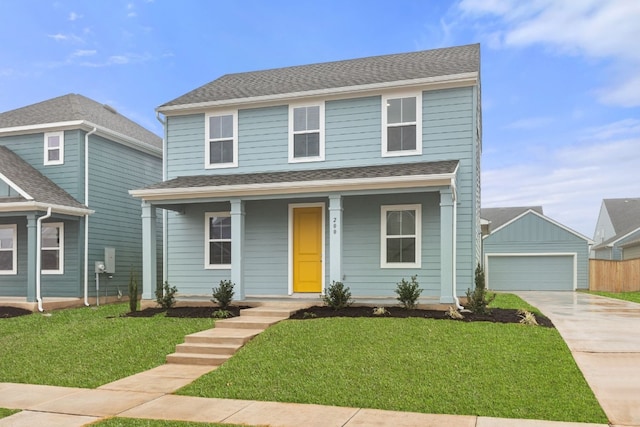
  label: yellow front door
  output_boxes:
[293,206,322,293]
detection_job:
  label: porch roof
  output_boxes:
[130,160,459,201]
[0,146,92,216]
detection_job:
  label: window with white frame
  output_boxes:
[205,112,238,168]
[0,224,17,274]
[205,212,231,268]
[289,104,324,162]
[44,131,64,165]
[382,94,422,156]
[381,205,421,268]
[41,222,64,274]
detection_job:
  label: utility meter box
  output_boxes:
[104,247,116,274]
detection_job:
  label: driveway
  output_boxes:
[515,291,640,427]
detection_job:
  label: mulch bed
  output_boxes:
[0,306,33,318]
[123,306,249,318]
[289,305,555,327]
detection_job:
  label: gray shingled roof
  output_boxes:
[593,198,640,248]
[481,206,544,233]
[0,94,162,149]
[160,44,480,108]
[0,146,87,211]
[140,160,458,191]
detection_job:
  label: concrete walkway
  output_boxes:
[0,296,630,427]
[516,291,640,427]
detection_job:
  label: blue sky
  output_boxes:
[1,0,638,236]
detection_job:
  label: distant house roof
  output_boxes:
[593,198,640,249]
[0,94,162,151]
[481,206,544,233]
[159,43,480,111]
[131,160,459,202]
[0,146,91,216]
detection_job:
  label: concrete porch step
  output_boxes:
[184,328,263,345]
[166,352,231,366]
[239,307,300,318]
[175,342,240,355]
[213,316,282,329]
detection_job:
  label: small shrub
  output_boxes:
[321,281,354,310]
[155,281,177,309]
[518,309,539,326]
[447,306,464,319]
[465,264,495,314]
[128,268,138,313]
[302,311,317,319]
[212,309,232,319]
[212,280,235,310]
[395,275,422,309]
[372,306,389,316]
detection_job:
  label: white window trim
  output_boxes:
[381,92,422,157]
[204,211,231,269]
[44,131,64,165]
[380,204,422,268]
[288,102,325,163]
[204,111,238,169]
[0,224,17,275]
[42,222,64,275]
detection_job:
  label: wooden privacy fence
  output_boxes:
[589,258,640,292]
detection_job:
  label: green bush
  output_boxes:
[465,264,495,314]
[128,268,138,313]
[321,281,354,310]
[395,275,422,309]
[212,280,235,310]
[155,281,177,309]
[212,309,232,319]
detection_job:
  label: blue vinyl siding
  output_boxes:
[41,219,81,297]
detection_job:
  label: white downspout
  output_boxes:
[156,112,168,285]
[451,179,463,310]
[36,207,52,312]
[84,127,97,306]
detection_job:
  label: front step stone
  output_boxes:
[166,352,230,366]
[176,342,240,355]
[214,316,281,329]
[185,328,263,345]
[239,307,299,318]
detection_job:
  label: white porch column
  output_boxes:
[328,194,343,286]
[230,198,245,300]
[440,189,455,303]
[141,201,157,300]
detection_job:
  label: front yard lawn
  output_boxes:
[588,291,640,304]
[178,295,606,424]
[0,304,212,388]
[0,408,19,419]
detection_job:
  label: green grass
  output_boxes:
[90,418,255,427]
[0,408,19,419]
[0,304,212,388]
[588,291,640,304]
[178,296,606,424]
[489,292,543,314]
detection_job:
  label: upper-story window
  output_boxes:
[205,112,238,169]
[289,104,324,162]
[382,93,422,157]
[44,131,64,165]
[42,222,64,274]
[0,224,17,275]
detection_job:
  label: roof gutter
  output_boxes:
[84,127,97,307]
[0,202,93,216]
[36,207,52,312]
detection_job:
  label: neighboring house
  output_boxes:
[131,44,482,303]
[481,207,592,291]
[0,94,162,308]
[592,198,640,260]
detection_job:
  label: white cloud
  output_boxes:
[71,49,97,57]
[458,0,640,107]
[68,12,82,21]
[47,33,84,43]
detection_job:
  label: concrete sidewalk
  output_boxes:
[516,291,640,427]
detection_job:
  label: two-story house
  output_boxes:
[0,94,162,310]
[131,44,482,304]
[592,198,640,260]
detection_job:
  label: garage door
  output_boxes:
[487,255,574,291]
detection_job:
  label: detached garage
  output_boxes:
[482,207,592,291]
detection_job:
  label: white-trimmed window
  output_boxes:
[42,222,64,274]
[381,205,421,268]
[44,131,64,165]
[289,104,324,162]
[0,224,17,275]
[382,93,422,156]
[205,112,238,168]
[205,212,231,269]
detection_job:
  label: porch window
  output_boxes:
[205,112,238,168]
[42,222,64,274]
[205,212,231,268]
[381,204,421,268]
[44,131,64,165]
[0,224,17,274]
[382,93,422,157]
[289,104,324,162]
